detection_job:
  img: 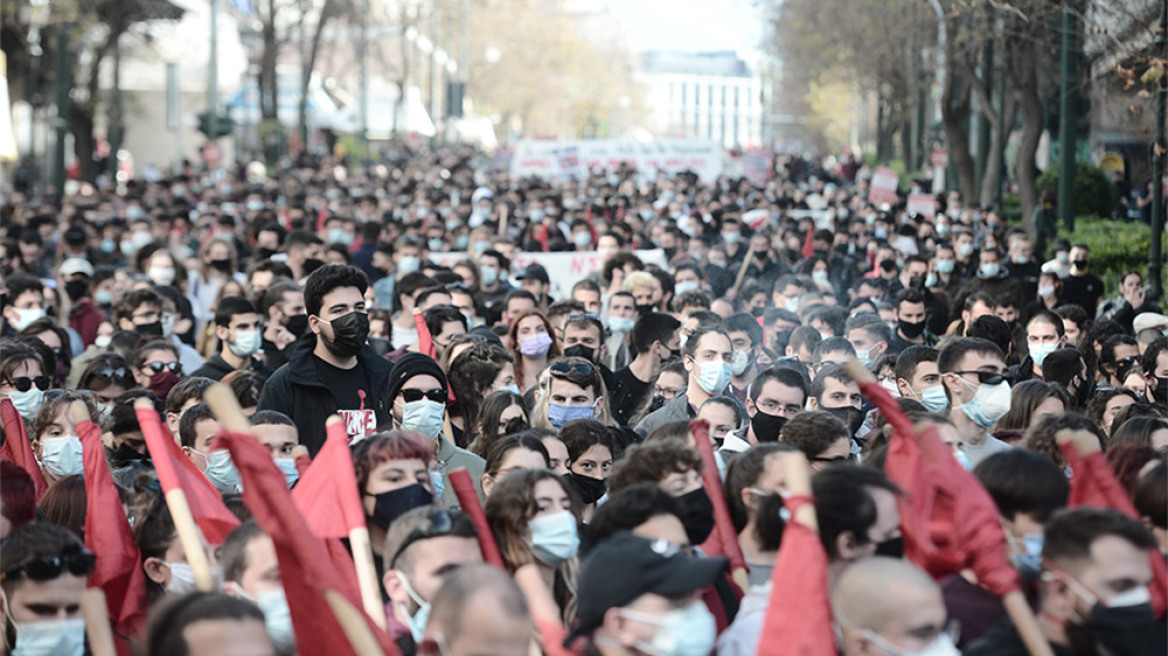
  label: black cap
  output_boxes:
[569,532,727,641]
[515,264,549,285]
[386,352,448,404]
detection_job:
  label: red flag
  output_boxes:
[414,310,436,360]
[77,416,148,637]
[215,429,401,656]
[449,469,505,569]
[801,224,815,259]
[292,418,367,538]
[135,405,239,544]
[0,398,48,500]
[688,419,748,587]
[757,500,835,656]
[862,379,1020,597]
[1060,443,1168,617]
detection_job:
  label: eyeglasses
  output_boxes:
[85,366,132,390]
[953,370,1010,385]
[550,361,594,378]
[400,388,447,403]
[5,376,51,392]
[389,510,455,567]
[567,313,600,320]
[0,552,96,583]
[144,361,182,374]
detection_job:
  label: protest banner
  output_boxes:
[907,193,936,219]
[430,248,668,299]
[510,139,723,182]
[868,167,900,205]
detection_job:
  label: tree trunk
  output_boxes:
[69,103,97,183]
[260,0,280,123]
[298,0,339,150]
[1014,50,1043,234]
[979,92,1016,206]
[941,44,977,201]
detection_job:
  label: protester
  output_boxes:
[144,591,275,656]
[420,565,532,656]
[833,557,957,656]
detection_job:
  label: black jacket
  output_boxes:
[190,353,273,382]
[256,334,393,455]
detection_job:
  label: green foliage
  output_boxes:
[196,111,235,140]
[1036,163,1119,219]
[1063,219,1154,291]
[1001,195,1022,224]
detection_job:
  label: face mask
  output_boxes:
[397,255,422,275]
[275,457,299,488]
[563,344,597,364]
[161,313,177,337]
[785,297,800,313]
[148,369,180,400]
[567,472,606,505]
[811,270,829,283]
[609,316,634,333]
[368,483,435,530]
[197,449,240,490]
[676,487,715,545]
[94,334,112,348]
[137,320,164,337]
[428,238,445,252]
[94,289,113,306]
[1073,259,1089,270]
[321,311,370,358]
[429,470,445,500]
[1038,284,1055,298]
[397,572,432,643]
[855,345,877,369]
[622,601,717,656]
[1029,342,1057,368]
[918,385,949,413]
[898,318,927,340]
[302,258,325,278]
[695,359,732,394]
[401,399,446,439]
[934,259,954,274]
[955,450,972,470]
[548,402,595,431]
[40,435,84,478]
[730,349,752,377]
[100,238,117,254]
[455,235,469,250]
[957,243,974,258]
[674,281,699,296]
[873,535,904,558]
[480,266,498,286]
[166,561,199,594]
[209,258,234,274]
[528,510,580,566]
[1151,376,1168,404]
[64,279,89,302]
[326,229,355,247]
[230,329,262,357]
[9,617,86,656]
[750,409,787,442]
[979,262,1000,279]
[957,377,1012,429]
[824,406,864,437]
[573,232,592,248]
[861,629,959,656]
[1010,532,1044,581]
[8,387,44,420]
[874,227,888,240]
[284,314,309,338]
[9,307,45,332]
[147,266,177,286]
[723,231,740,244]
[255,588,296,653]
[519,333,553,358]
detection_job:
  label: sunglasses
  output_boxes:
[0,552,96,583]
[954,370,1011,386]
[5,376,51,392]
[144,361,182,374]
[400,388,447,404]
[86,366,132,390]
[389,510,455,567]
[550,361,594,378]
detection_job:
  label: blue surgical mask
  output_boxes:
[919,385,949,413]
[1029,342,1057,367]
[428,470,445,500]
[855,346,875,369]
[428,238,445,252]
[40,435,84,478]
[695,359,732,394]
[675,281,699,296]
[621,601,717,656]
[497,384,521,396]
[1011,532,1044,580]
[957,377,1012,429]
[934,259,955,274]
[398,255,421,275]
[328,228,355,246]
[547,403,595,431]
[9,617,86,656]
[255,588,295,652]
[401,399,446,438]
[196,449,241,491]
[229,329,262,357]
[9,388,44,420]
[480,266,498,286]
[275,457,299,488]
[609,316,634,333]
[397,572,431,642]
[528,510,579,566]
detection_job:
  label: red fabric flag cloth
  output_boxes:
[77,417,148,638]
[688,420,748,581]
[215,430,400,656]
[1059,443,1168,617]
[449,469,505,569]
[801,224,815,259]
[292,419,367,538]
[414,310,436,360]
[135,405,239,544]
[861,379,1020,597]
[0,398,48,500]
[756,498,835,656]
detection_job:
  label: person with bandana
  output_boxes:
[938,338,1014,469]
[257,264,392,454]
[220,521,296,655]
[382,506,483,656]
[967,507,1161,656]
[0,522,95,656]
[190,297,271,381]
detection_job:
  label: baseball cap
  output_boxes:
[515,264,549,285]
[59,258,95,278]
[1133,312,1168,335]
[569,532,727,641]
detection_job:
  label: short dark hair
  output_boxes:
[724,313,764,348]
[1042,507,1155,568]
[846,313,892,345]
[895,288,926,311]
[258,279,302,317]
[0,522,89,595]
[780,411,849,460]
[724,443,796,531]
[894,346,938,384]
[749,365,809,404]
[810,363,853,403]
[1134,460,1167,530]
[1027,310,1065,337]
[428,565,530,645]
[684,324,731,359]
[1141,337,1168,374]
[966,316,1013,357]
[974,450,1068,522]
[115,288,165,322]
[5,272,43,303]
[813,337,855,363]
[588,483,684,545]
[145,592,266,656]
[607,439,702,494]
[937,337,1004,374]
[788,326,822,358]
[248,409,296,428]
[220,520,267,584]
[213,296,257,327]
[812,466,900,557]
[424,305,468,338]
[178,402,217,449]
[505,289,537,310]
[286,229,324,251]
[304,264,369,317]
[630,313,682,354]
[165,377,216,416]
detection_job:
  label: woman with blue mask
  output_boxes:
[486,469,582,626]
[531,356,615,433]
[0,343,50,422]
[30,391,100,486]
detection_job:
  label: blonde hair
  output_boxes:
[622,270,656,294]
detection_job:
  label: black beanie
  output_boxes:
[386,352,448,403]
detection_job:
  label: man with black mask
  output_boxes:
[259,279,308,369]
[812,465,903,586]
[1141,337,1168,406]
[607,439,717,548]
[613,313,681,426]
[258,264,392,454]
[809,364,865,441]
[967,507,1161,656]
[1042,348,1093,411]
[562,314,629,423]
[739,366,807,445]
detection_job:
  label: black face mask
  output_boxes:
[897,318,927,339]
[1152,376,1168,405]
[873,535,904,558]
[64,279,89,302]
[210,258,233,273]
[136,321,164,337]
[284,313,309,338]
[302,258,325,277]
[879,259,898,274]
[256,247,277,261]
[824,405,865,437]
[676,487,716,546]
[321,311,370,358]
[753,249,770,262]
[907,275,925,290]
[649,395,668,412]
[567,472,607,505]
[563,344,597,364]
[1073,375,1095,409]
[634,303,656,316]
[109,442,151,469]
[1076,598,1157,656]
[750,306,765,319]
[1073,259,1089,271]
[750,409,787,443]
[663,247,678,261]
[368,483,434,530]
[753,492,787,552]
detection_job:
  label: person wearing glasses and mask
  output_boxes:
[0,341,50,421]
[938,337,1014,469]
[129,339,183,401]
[386,352,485,507]
[382,506,483,656]
[76,353,136,419]
[258,264,393,454]
[0,522,96,656]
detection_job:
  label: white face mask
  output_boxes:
[165,561,199,594]
[9,307,46,332]
[40,435,84,478]
[10,617,86,656]
[229,329,262,357]
[148,266,177,286]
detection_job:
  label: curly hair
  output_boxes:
[779,410,850,462]
[351,430,436,494]
[1085,388,1138,436]
[1023,413,1106,471]
[607,439,703,495]
[448,343,516,440]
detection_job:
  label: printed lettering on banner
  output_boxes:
[868,167,899,205]
[338,409,377,443]
[510,139,723,182]
[431,249,667,300]
[907,193,935,219]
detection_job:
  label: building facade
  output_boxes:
[640,51,765,149]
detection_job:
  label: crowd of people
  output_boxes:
[0,145,1165,656]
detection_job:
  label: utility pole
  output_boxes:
[1056,4,1078,231]
[52,29,68,200]
[208,0,220,148]
[1150,0,1167,301]
[428,2,437,142]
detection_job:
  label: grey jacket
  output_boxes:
[634,393,695,437]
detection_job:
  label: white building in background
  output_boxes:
[639,51,765,149]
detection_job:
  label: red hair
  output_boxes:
[351,430,436,492]
[0,461,37,533]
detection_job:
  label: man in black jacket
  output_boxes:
[190,296,272,381]
[257,264,392,454]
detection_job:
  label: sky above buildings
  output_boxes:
[600,0,765,53]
